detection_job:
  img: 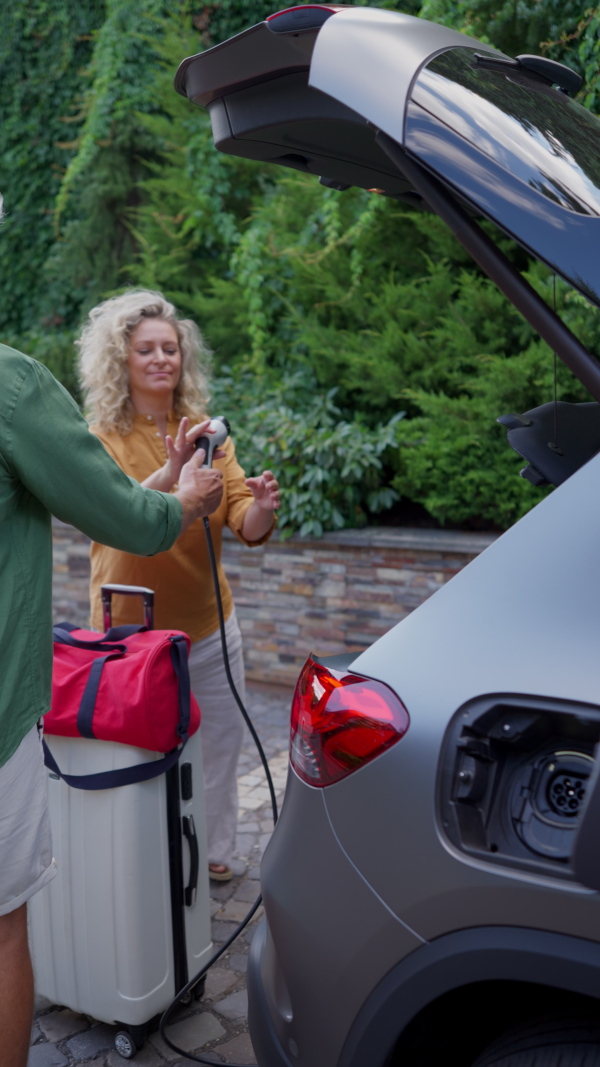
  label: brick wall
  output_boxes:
[52,519,496,688]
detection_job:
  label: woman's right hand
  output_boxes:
[141,418,217,493]
[164,417,212,486]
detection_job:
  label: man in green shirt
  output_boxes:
[0,343,224,1066]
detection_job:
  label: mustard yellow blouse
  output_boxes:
[89,412,274,641]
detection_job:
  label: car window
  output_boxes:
[412,48,600,217]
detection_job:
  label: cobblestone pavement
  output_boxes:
[30,683,293,1067]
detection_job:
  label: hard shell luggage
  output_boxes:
[29,585,213,1060]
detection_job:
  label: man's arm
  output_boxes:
[10,360,221,555]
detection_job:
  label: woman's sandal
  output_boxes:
[209,864,233,882]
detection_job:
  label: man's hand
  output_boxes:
[174,449,224,533]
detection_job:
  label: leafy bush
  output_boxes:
[211,369,403,536]
[5,0,600,535]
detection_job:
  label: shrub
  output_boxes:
[211,368,403,537]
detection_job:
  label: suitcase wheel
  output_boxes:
[114,1027,145,1059]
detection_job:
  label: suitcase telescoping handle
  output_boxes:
[101,584,155,631]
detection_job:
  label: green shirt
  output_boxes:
[0,345,182,767]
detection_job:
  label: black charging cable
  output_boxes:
[158,515,279,1065]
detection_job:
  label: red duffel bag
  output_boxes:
[44,621,200,790]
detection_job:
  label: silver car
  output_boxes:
[177,7,600,1065]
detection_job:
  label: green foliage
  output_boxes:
[0,0,104,336]
[4,0,600,535]
[212,368,403,536]
[4,330,81,401]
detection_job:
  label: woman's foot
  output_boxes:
[209,863,233,882]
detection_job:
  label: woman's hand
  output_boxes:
[165,418,215,486]
[142,418,217,493]
[244,470,281,511]
[242,470,280,541]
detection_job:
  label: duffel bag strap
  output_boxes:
[170,635,191,743]
[55,621,148,643]
[53,626,127,653]
[42,738,185,790]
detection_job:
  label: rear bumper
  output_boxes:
[248,919,294,1067]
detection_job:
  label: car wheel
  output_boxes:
[472,1017,600,1066]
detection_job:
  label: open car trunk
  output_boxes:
[175,9,600,896]
[175,5,600,493]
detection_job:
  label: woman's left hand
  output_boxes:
[245,470,281,511]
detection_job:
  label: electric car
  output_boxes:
[176,7,600,1065]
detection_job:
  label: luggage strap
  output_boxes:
[44,630,191,790]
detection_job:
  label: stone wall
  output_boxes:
[52,519,496,688]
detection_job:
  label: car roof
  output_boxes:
[176,5,600,309]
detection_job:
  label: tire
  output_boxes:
[114,1031,137,1060]
[472,1017,600,1067]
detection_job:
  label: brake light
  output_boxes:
[266,6,342,32]
[267,5,338,19]
[290,657,410,787]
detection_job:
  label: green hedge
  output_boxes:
[3,0,600,533]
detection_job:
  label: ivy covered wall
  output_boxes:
[2,0,600,532]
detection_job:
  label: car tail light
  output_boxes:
[290,657,410,787]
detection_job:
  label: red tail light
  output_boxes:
[290,657,410,787]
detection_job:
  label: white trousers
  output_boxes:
[188,610,246,867]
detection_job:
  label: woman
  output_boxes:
[77,289,280,881]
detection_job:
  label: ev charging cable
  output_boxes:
[159,418,279,1066]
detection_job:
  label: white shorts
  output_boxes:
[0,724,56,916]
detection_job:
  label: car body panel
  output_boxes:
[254,771,424,1067]
[307,7,497,143]
[322,450,600,935]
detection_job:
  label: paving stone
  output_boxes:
[106,1044,163,1066]
[38,1009,89,1042]
[31,1023,42,1045]
[67,1023,115,1059]
[246,866,261,880]
[148,1012,225,1061]
[212,921,241,943]
[236,821,260,832]
[218,899,254,923]
[234,833,258,855]
[215,1032,257,1064]
[214,990,248,1022]
[209,881,236,902]
[234,881,262,903]
[27,1045,68,1067]
[204,967,238,999]
[227,953,248,974]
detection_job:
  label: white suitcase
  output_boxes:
[29,587,213,1059]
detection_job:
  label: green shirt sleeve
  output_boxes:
[10,359,182,555]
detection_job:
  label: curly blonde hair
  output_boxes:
[77,289,211,435]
